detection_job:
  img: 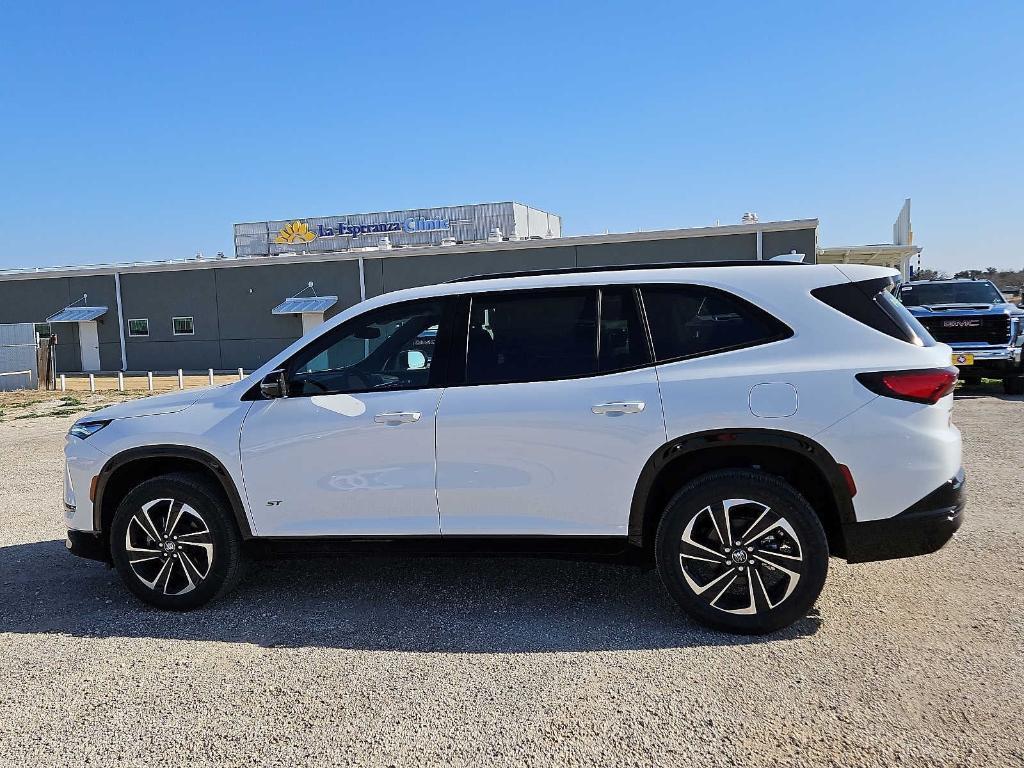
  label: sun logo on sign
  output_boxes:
[274,221,317,245]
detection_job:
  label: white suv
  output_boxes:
[64,262,965,634]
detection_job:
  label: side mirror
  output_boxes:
[260,369,288,399]
[401,350,427,370]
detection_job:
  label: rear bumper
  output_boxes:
[66,529,109,563]
[842,468,965,563]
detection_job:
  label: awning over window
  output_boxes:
[272,296,338,315]
[45,306,108,322]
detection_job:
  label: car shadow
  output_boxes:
[0,539,821,651]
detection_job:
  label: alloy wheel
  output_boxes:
[124,498,215,596]
[677,498,804,615]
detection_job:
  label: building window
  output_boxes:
[127,319,149,337]
[172,317,195,336]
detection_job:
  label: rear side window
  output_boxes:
[640,285,792,362]
[812,277,934,346]
[466,290,598,385]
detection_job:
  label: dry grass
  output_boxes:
[0,390,149,422]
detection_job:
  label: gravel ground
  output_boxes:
[0,387,1021,767]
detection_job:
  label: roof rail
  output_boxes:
[446,259,805,284]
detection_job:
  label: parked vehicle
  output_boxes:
[64,262,965,634]
[897,278,1024,394]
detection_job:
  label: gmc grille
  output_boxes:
[918,315,1011,345]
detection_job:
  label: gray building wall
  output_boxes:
[761,228,816,262]
[0,275,83,372]
[0,223,818,373]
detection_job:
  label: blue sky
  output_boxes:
[0,1,1020,272]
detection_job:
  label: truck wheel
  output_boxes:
[1004,376,1024,395]
[110,472,247,609]
[655,469,829,635]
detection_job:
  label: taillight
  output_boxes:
[856,367,958,404]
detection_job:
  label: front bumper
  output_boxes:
[949,345,1023,376]
[842,469,965,563]
[66,529,109,563]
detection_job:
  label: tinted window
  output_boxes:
[641,285,789,361]
[812,277,933,346]
[466,290,597,385]
[287,299,444,396]
[599,287,651,371]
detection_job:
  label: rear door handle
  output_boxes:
[591,401,645,415]
[374,411,422,424]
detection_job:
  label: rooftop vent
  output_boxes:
[741,212,759,225]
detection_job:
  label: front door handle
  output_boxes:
[591,401,645,415]
[374,411,422,425]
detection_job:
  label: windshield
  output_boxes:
[899,281,1004,306]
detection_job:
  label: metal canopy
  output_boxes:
[45,306,108,322]
[272,296,338,315]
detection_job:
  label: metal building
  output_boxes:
[0,206,818,374]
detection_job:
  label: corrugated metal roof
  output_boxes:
[272,296,338,315]
[45,306,108,322]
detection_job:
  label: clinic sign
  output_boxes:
[271,216,453,247]
[303,216,450,240]
[234,204,516,257]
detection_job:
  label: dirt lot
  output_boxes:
[0,386,1020,767]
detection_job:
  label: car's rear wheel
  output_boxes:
[655,469,829,634]
[110,473,246,609]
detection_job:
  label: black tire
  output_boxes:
[962,376,981,386]
[1003,376,1024,395]
[110,472,246,609]
[655,469,828,635]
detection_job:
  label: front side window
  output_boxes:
[466,290,598,385]
[172,317,194,335]
[287,299,444,396]
[640,285,790,361]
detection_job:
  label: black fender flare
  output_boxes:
[92,445,254,539]
[627,428,855,547]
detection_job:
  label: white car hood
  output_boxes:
[89,387,214,421]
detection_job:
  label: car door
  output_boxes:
[240,297,452,536]
[435,286,667,536]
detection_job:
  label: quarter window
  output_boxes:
[127,318,149,337]
[172,317,194,336]
[640,285,790,361]
[286,299,444,396]
[466,290,598,385]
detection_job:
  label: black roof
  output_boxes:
[447,259,804,284]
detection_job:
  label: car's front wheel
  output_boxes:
[655,469,829,634]
[1003,375,1024,395]
[110,472,246,609]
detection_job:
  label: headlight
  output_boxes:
[69,420,110,440]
